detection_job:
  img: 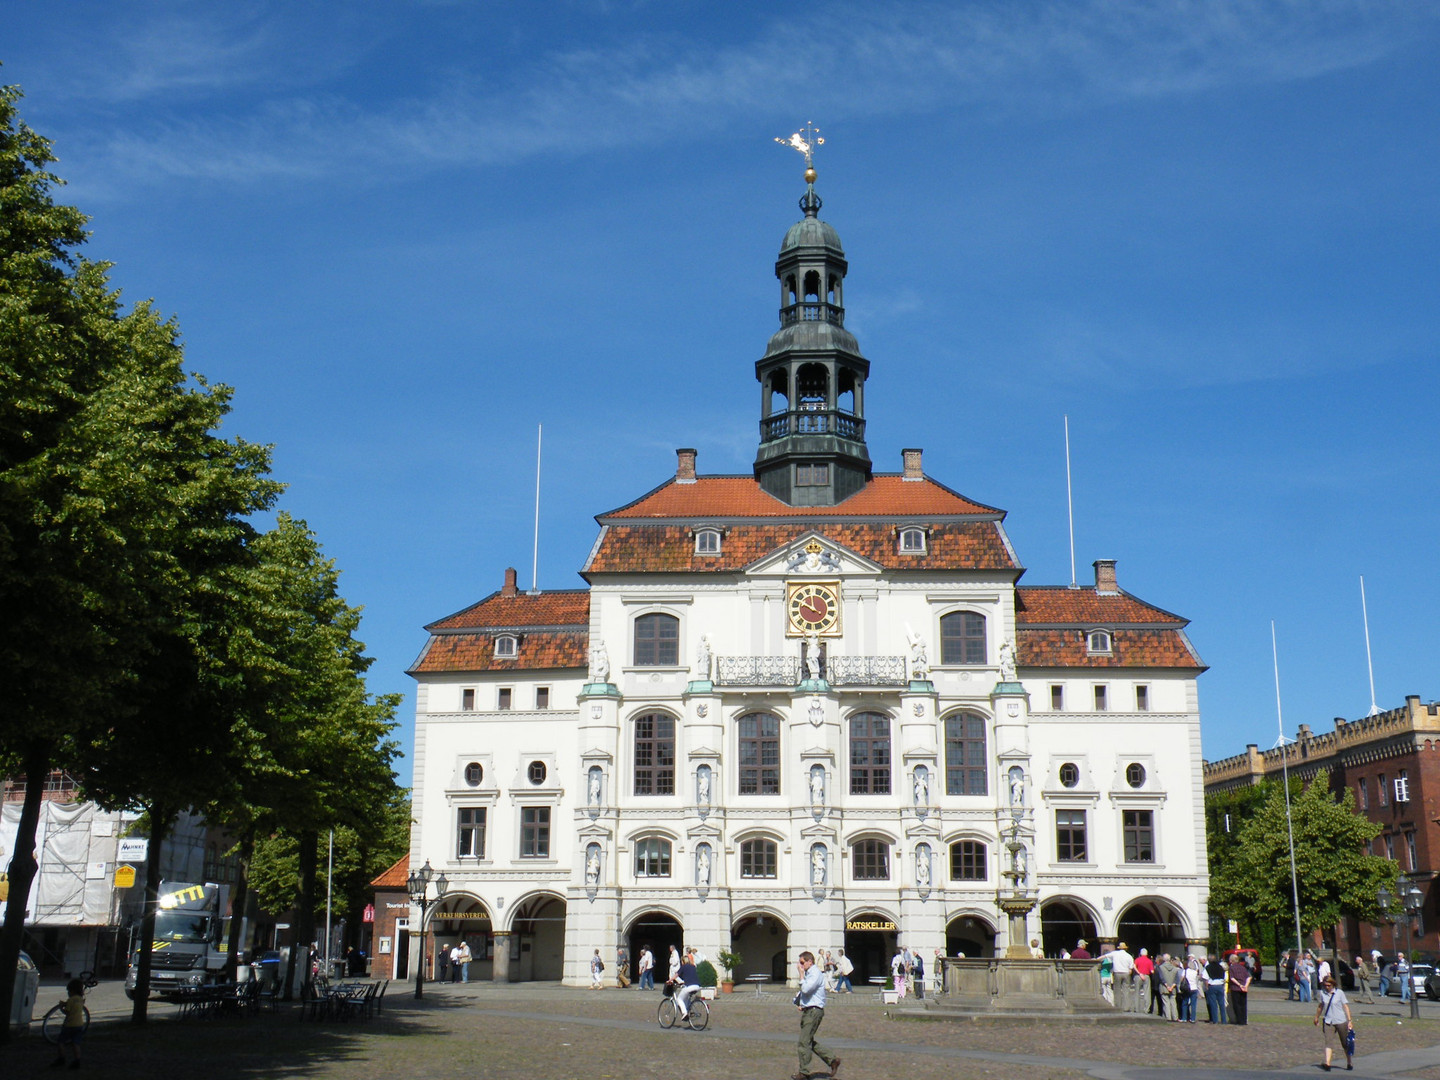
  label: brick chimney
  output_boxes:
[1093,559,1118,594]
[501,567,518,597]
[901,448,924,480]
[675,448,698,484]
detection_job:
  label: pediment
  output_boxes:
[744,531,883,577]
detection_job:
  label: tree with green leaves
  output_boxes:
[1209,770,1395,950]
[0,81,280,1036]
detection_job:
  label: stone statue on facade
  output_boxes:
[810,846,826,888]
[907,628,930,680]
[585,846,601,886]
[1008,765,1025,808]
[696,845,711,886]
[589,639,610,683]
[697,766,711,807]
[695,634,712,681]
[809,766,825,808]
[804,633,822,681]
[916,846,931,888]
[999,637,1017,682]
[913,766,929,807]
[588,767,603,806]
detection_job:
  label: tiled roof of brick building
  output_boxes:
[409,630,587,674]
[586,521,1018,574]
[1015,587,1184,626]
[600,474,1003,520]
[370,853,409,890]
[426,590,589,631]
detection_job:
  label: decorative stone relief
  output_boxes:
[696,703,709,718]
[906,628,930,680]
[589,704,603,719]
[589,639,610,683]
[999,638,1017,682]
[808,696,824,727]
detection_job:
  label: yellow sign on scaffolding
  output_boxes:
[114,865,137,889]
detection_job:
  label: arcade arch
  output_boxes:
[508,892,566,981]
[731,909,790,983]
[843,909,898,984]
[945,911,998,959]
[1116,897,1190,959]
[1039,897,1100,958]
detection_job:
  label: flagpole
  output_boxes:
[1273,622,1304,958]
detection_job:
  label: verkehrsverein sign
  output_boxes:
[845,918,896,932]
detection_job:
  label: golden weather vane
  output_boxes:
[775,121,824,182]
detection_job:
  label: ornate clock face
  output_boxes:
[787,581,841,636]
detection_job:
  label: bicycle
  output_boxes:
[657,992,710,1031]
[41,1001,91,1044]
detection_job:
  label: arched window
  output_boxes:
[898,528,926,553]
[494,634,518,658]
[849,713,891,795]
[634,837,672,877]
[944,712,988,796]
[695,529,721,555]
[634,713,676,795]
[1087,630,1112,654]
[851,839,890,880]
[634,613,679,666]
[740,838,778,878]
[737,713,781,795]
[949,840,987,881]
[940,611,986,665]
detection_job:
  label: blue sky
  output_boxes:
[7,1,1438,771]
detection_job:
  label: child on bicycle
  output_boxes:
[52,977,86,1069]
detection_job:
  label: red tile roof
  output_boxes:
[1015,587,1184,626]
[586,522,1018,574]
[427,590,590,631]
[601,474,1002,520]
[409,630,587,674]
[1018,628,1205,670]
[370,853,409,890]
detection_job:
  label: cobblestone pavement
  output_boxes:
[7,978,1440,1080]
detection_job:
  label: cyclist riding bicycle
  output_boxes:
[668,948,701,1022]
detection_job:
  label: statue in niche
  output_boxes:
[695,634,713,680]
[1008,766,1025,808]
[810,846,827,888]
[697,766,711,807]
[1010,843,1028,885]
[916,847,931,888]
[589,639,610,683]
[804,633,822,681]
[999,638,1017,682]
[913,766,929,807]
[696,845,711,886]
[809,766,825,807]
[588,767,603,806]
[585,845,601,886]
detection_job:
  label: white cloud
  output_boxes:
[57,1,1440,188]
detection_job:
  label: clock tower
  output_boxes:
[753,139,872,506]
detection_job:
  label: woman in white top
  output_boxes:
[668,945,681,983]
[1314,975,1354,1071]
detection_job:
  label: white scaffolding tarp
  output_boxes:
[2,801,110,925]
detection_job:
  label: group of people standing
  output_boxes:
[1287,949,1408,1006]
[1091,941,1256,1025]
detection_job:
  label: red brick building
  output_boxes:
[1204,695,1440,959]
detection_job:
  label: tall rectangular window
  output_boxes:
[457,807,486,858]
[634,713,676,795]
[1379,773,1388,806]
[740,838,778,878]
[940,612,987,665]
[949,840,988,880]
[461,688,475,711]
[634,613,680,666]
[1093,685,1108,711]
[1135,685,1149,711]
[1056,810,1087,862]
[1406,831,1418,871]
[1123,809,1155,863]
[535,686,550,710]
[738,713,781,795]
[1050,685,1064,711]
[1384,833,1395,860]
[944,713,988,796]
[849,713,892,794]
[497,687,513,710]
[1396,771,1410,804]
[1358,779,1368,809]
[851,839,890,880]
[520,806,550,858]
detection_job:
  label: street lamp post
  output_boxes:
[407,860,448,1000]
[1378,877,1424,1020]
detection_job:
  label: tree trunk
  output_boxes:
[129,806,172,1025]
[281,830,319,1000]
[0,740,53,1046]
[223,830,255,982]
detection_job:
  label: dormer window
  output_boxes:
[494,634,518,659]
[898,527,926,554]
[1086,630,1112,654]
[695,529,721,555]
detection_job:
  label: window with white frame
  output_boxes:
[1087,630,1112,654]
[634,612,680,666]
[495,634,518,658]
[1056,810,1087,861]
[1123,809,1155,863]
[520,806,550,857]
[1093,684,1108,711]
[898,527,926,554]
[739,838,778,878]
[498,687,513,710]
[461,688,476,711]
[457,807,486,858]
[1050,685,1064,711]
[535,686,550,709]
[634,837,672,877]
[949,840,987,880]
[851,839,890,880]
[695,529,721,555]
[1395,771,1410,804]
[940,611,986,665]
[1135,684,1150,711]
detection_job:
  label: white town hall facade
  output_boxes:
[403,164,1210,988]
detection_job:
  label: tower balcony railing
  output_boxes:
[713,655,907,688]
[759,410,865,443]
[779,302,845,327]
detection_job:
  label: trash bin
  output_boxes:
[10,951,39,1029]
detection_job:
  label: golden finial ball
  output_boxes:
[805,167,817,184]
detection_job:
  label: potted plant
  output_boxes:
[717,950,743,993]
[697,959,719,999]
[881,973,900,1005]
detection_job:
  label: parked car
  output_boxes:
[1386,962,1434,996]
[1423,970,1440,1001]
